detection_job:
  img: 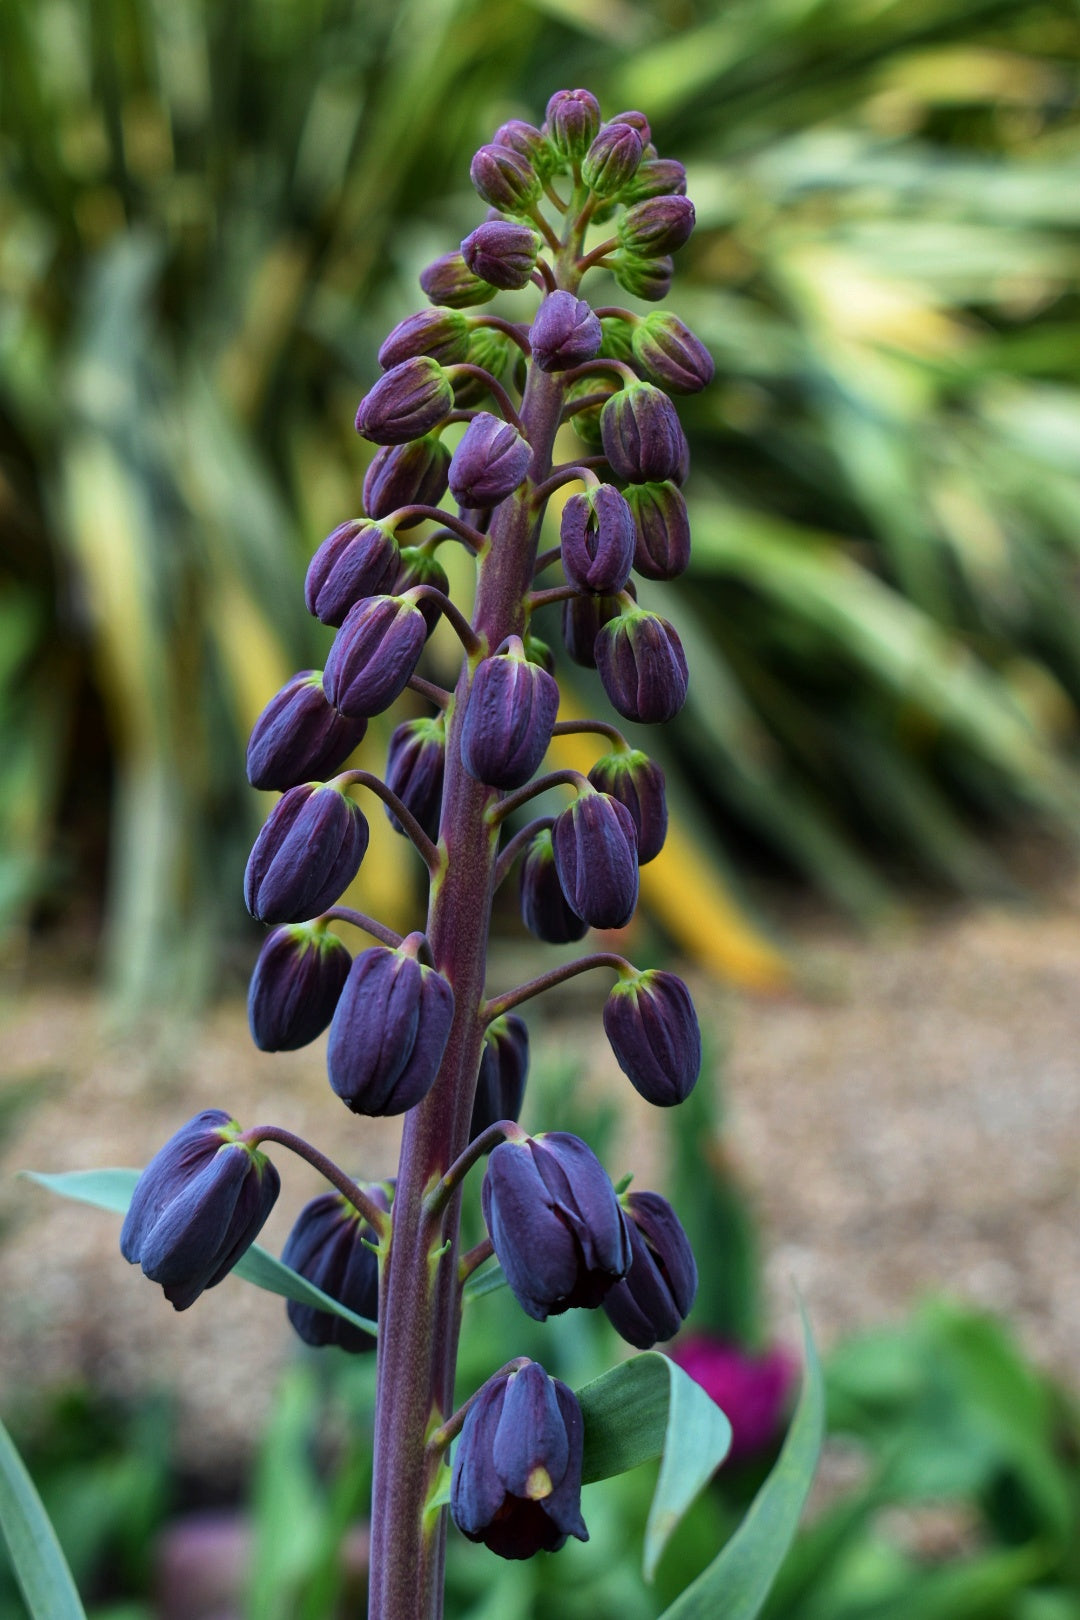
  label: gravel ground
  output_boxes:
[2,893,1078,1466]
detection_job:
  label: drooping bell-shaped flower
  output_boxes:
[384,714,445,843]
[559,485,635,595]
[323,595,428,719]
[470,1014,530,1141]
[450,1361,588,1559]
[326,936,455,1116]
[281,1186,390,1353]
[600,381,687,484]
[244,784,368,925]
[120,1111,280,1311]
[560,590,626,669]
[602,1191,698,1349]
[594,606,689,725]
[245,671,367,791]
[461,636,559,790]
[625,481,691,580]
[602,968,701,1106]
[355,357,454,445]
[587,749,667,864]
[448,413,532,509]
[305,519,401,628]
[519,827,589,945]
[529,291,602,374]
[481,1132,632,1320]
[551,790,639,930]
[377,308,471,369]
[631,312,714,395]
[247,923,351,1051]
[362,437,452,526]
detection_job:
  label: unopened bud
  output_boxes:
[281,1188,387,1353]
[305,519,400,627]
[420,252,496,310]
[560,484,635,595]
[545,89,601,162]
[394,547,451,636]
[530,291,602,373]
[612,253,673,303]
[493,119,557,179]
[560,590,626,669]
[448,412,532,508]
[470,1013,530,1141]
[625,481,691,579]
[323,595,428,719]
[622,158,687,204]
[470,143,543,213]
[362,436,451,526]
[246,670,367,792]
[600,381,687,484]
[461,220,540,291]
[552,791,639,930]
[378,308,470,369]
[384,715,445,842]
[587,749,667,863]
[595,606,689,725]
[248,923,351,1052]
[244,784,368,925]
[519,827,588,944]
[618,194,696,256]
[581,121,643,197]
[327,940,455,1115]
[632,311,714,394]
[461,636,559,790]
[355,357,454,445]
[603,1190,697,1348]
[603,969,701,1106]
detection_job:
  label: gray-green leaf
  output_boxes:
[0,1413,87,1620]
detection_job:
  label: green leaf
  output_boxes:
[24,1169,377,1337]
[0,1413,87,1620]
[461,1256,507,1303]
[575,1352,733,1581]
[658,1307,825,1619]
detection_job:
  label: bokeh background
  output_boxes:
[3,0,1080,1615]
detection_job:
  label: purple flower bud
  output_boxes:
[120,1111,280,1311]
[482,1132,632,1320]
[552,791,639,930]
[603,968,701,1105]
[600,381,687,484]
[461,636,559,790]
[560,485,635,594]
[560,590,626,669]
[595,606,689,725]
[378,309,470,369]
[244,784,369,925]
[305,519,401,628]
[519,827,588,944]
[461,221,540,291]
[581,122,643,197]
[470,143,543,213]
[493,119,557,179]
[323,595,428,718]
[448,412,532,508]
[384,714,445,842]
[362,436,452,526]
[587,749,667,864]
[545,89,601,162]
[470,1013,529,1142]
[394,547,451,637]
[281,1187,389,1353]
[247,923,351,1051]
[420,252,496,309]
[632,312,714,395]
[622,157,687,204]
[327,939,455,1115]
[625,481,691,579]
[613,253,673,303]
[610,108,651,140]
[619,194,696,256]
[450,1361,588,1559]
[355,357,455,446]
[529,291,602,373]
[603,1190,698,1348]
[246,671,367,791]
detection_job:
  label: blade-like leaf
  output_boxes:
[24,1169,377,1337]
[0,1413,87,1620]
[658,1308,824,1619]
[575,1351,733,1580]
[461,1256,507,1302]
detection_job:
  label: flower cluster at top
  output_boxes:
[120,89,714,1566]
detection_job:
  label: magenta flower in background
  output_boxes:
[672,1336,797,1462]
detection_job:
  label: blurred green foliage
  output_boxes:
[2,0,1080,1006]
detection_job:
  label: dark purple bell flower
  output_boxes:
[461,221,540,292]
[595,606,689,724]
[281,1186,389,1353]
[603,968,701,1106]
[120,1111,280,1311]
[323,595,428,719]
[448,413,532,508]
[246,670,367,791]
[560,485,634,594]
[355,357,454,445]
[327,939,455,1116]
[623,157,687,204]
[470,144,542,213]
[470,1013,529,1142]
[520,827,588,945]
[545,89,601,162]
[482,1132,631,1320]
[420,252,496,310]
[305,519,401,628]
[493,119,556,179]
[552,791,639,930]
[600,382,687,484]
[384,715,445,842]
[378,309,470,369]
[530,291,601,373]
[244,784,369,925]
[602,1191,698,1349]
[450,1361,588,1559]
[581,121,643,197]
[613,254,673,303]
[625,482,691,579]
[461,636,559,790]
[560,591,626,669]
[362,436,451,527]
[587,749,667,864]
[632,312,714,395]
[247,923,351,1051]
[394,547,451,637]
[618,194,696,256]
